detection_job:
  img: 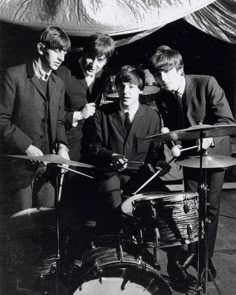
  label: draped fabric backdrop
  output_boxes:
[1,0,235,46]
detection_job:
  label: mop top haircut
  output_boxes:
[149,47,184,75]
[83,33,115,59]
[39,26,71,52]
[115,65,145,91]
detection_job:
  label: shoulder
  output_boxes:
[140,104,160,119]
[186,74,217,86]
[5,63,27,76]
[98,101,120,114]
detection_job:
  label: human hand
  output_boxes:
[81,102,96,119]
[57,144,70,173]
[197,137,214,151]
[155,160,171,176]
[26,144,44,157]
[110,153,128,172]
[171,144,182,158]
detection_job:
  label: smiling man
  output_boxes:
[0,26,71,214]
[86,65,170,234]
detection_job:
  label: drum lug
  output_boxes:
[183,195,190,213]
[137,256,146,270]
[187,224,193,240]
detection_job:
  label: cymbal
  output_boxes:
[144,124,236,142]
[1,154,94,168]
[10,207,56,232]
[176,155,236,169]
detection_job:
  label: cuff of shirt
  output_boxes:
[72,111,83,127]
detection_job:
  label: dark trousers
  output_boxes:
[95,169,170,235]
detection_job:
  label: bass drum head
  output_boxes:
[70,236,173,295]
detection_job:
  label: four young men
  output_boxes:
[0,25,235,292]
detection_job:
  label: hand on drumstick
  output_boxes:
[109,153,128,172]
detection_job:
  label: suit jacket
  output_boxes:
[56,59,109,160]
[156,75,235,156]
[0,62,67,191]
[88,101,164,170]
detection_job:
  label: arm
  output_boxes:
[0,68,33,153]
[207,76,235,124]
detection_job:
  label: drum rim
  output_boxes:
[121,191,198,216]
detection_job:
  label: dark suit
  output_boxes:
[156,75,235,259]
[88,101,168,233]
[56,60,109,161]
[0,62,67,213]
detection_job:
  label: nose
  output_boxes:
[123,85,130,95]
[58,51,65,62]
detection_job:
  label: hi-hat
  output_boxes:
[144,124,236,142]
[1,154,94,168]
[176,155,236,169]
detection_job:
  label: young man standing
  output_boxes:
[148,47,235,286]
[0,26,71,214]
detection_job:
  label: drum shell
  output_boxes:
[122,192,199,247]
[69,235,173,295]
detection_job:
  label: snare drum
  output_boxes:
[69,235,173,295]
[121,192,199,247]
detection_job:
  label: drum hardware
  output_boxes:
[176,146,236,294]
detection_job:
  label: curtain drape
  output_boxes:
[185,0,236,44]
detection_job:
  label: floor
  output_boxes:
[0,188,235,295]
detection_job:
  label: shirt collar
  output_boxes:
[120,102,139,122]
[33,59,51,81]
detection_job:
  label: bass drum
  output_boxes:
[69,235,173,295]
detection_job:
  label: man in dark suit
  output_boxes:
[148,47,235,286]
[56,33,115,162]
[0,26,71,214]
[56,33,115,222]
[87,65,169,234]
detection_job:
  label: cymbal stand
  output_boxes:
[54,167,65,295]
[195,134,209,295]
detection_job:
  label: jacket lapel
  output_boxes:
[185,76,198,125]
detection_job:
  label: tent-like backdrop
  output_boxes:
[0,0,235,46]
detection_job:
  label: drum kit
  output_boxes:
[4,123,236,295]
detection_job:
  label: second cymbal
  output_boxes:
[144,124,236,142]
[176,155,236,169]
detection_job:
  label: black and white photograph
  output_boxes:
[0,1,236,294]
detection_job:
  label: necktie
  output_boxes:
[124,112,131,132]
[174,91,185,129]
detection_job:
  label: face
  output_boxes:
[117,82,141,109]
[82,55,107,76]
[154,67,183,92]
[42,48,67,71]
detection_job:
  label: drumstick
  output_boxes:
[127,161,144,165]
[57,165,94,179]
[133,157,176,195]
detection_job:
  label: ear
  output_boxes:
[37,42,46,55]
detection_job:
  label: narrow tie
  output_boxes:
[174,91,185,129]
[124,112,131,132]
